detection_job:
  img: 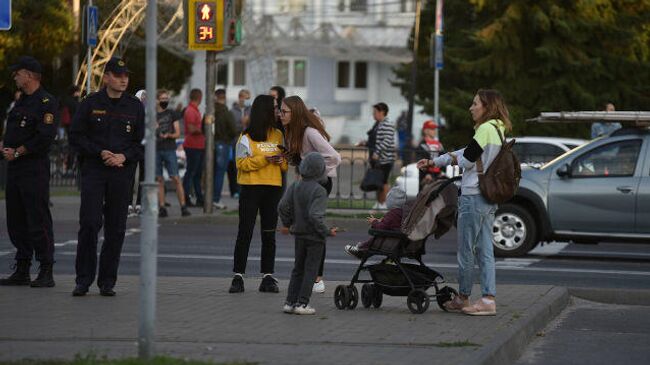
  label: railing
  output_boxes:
[0,140,80,191]
[0,145,443,211]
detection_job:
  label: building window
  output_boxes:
[350,0,367,12]
[354,61,367,88]
[294,60,306,87]
[233,59,246,86]
[338,0,345,12]
[217,62,228,86]
[337,61,350,88]
[276,60,289,86]
[337,60,367,89]
[275,58,307,87]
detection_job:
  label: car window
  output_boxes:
[515,142,565,164]
[571,140,642,177]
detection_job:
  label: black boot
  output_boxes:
[0,261,31,286]
[30,263,55,288]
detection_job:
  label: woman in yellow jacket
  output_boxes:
[229,95,288,294]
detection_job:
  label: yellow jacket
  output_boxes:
[235,128,288,186]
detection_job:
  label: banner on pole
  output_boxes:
[0,0,10,31]
[87,6,98,47]
[434,0,444,70]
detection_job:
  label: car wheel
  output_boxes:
[492,204,538,257]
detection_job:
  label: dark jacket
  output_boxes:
[214,102,237,143]
[278,152,330,242]
[69,88,145,166]
[2,87,57,162]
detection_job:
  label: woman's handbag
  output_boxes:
[360,166,384,192]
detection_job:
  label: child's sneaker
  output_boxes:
[344,244,363,259]
[293,303,316,315]
[312,280,325,293]
[462,297,496,316]
[282,302,295,314]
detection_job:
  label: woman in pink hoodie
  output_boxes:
[280,96,341,293]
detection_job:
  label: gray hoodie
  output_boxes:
[278,152,330,242]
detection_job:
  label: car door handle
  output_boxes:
[616,186,634,194]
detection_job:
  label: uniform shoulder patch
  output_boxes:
[42,97,50,104]
[44,113,54,124]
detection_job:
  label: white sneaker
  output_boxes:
[312,280,325,293]
[212,202,227,210]
[127,205,136,218]
[378,202,388,210]
[371,202,380,210]
[293,304,316,315]
[135,205,142,215]
[282,303,295,314]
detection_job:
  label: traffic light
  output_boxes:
[188,0,224,51]
[224,0,243,46]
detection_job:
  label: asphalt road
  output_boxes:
[1,197,650,291]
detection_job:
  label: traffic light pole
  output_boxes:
[139,0,158,359]
[86,0,93,93]
[203,51,216,214]
[406,0,422,142]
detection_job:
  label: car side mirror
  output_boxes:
[556,163,571,178]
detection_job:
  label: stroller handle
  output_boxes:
[425,176,462,206]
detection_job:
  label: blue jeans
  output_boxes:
[213,142,230,203]
[457,194,497,297]
[183,147,204,203]
[156,149,179,177]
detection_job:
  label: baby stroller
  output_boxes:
[334,177,460,314]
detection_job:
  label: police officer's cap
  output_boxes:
[104,57,130,75]
[9,56,43,74]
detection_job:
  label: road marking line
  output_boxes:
[45,251,650,277]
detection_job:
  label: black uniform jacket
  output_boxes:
[3,87,57,162]
[69,88,145,166]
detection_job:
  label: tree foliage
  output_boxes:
[0,0,74,107]
[395,0,650,148]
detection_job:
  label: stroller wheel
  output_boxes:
[407,289,430,314]
[371,285,383,308]
[334,285,350,309]
[347,285,359,309]
[361,284,374,308]
[436,286,459,312]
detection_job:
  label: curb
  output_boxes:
[568,287,650,306]
[461,286,570,365]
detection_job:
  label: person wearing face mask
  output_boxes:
[228,89,251,198]
[155,89,190,218]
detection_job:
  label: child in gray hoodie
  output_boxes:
[279,152,336,315]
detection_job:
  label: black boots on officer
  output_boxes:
[0,260,55,287]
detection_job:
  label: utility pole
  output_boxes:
[203,51,216,214]
[406,0,422,143]
[86,0,93,94]
[139,0,158,359]
[432,0,444,139]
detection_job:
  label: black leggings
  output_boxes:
[318,177,333,277]
[233,185,283,274]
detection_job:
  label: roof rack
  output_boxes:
[527,111,650,127]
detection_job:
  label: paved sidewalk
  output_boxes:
[0,276,567,365]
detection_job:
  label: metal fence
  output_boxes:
[0,145,431,210]
[0,140,80,191]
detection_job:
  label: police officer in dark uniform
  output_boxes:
[0,56,57,288]
[69,57,144,296]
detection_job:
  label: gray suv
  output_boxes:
[492,127,650,257]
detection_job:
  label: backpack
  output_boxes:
[475,123,521,204]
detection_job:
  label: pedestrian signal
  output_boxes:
[188,0,224,51]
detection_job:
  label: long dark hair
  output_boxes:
[246,94,276,142]
[283,96,330,158]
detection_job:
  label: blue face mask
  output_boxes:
[243,99,251,108]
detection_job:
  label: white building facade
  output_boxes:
[188,0,428,144]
